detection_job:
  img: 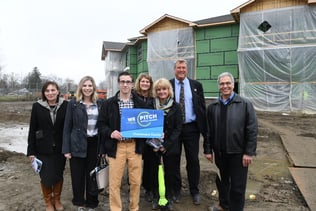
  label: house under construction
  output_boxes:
[101,0,316,113]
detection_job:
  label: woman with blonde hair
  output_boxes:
[150,78,183,210]
[62,76,102,211]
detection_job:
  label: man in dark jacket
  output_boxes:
[97,71,147,211]
[170,59,207,205]
[204,72,257,211]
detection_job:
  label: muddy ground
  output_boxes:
[0,101,315,211]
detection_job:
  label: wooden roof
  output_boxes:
[231,0,316,22]
[139,14,195,35]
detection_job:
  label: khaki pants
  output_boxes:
[109,141,142,211]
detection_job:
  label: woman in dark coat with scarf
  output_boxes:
[27,81,68,211]
[150,78,183,210]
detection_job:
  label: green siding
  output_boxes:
[129,64,137,73]
[205,25,232,39]
[142,50,147,60]
[200,80,218,92]
[225,51,238,64]
[196,67,210,79]
[137,62,143,72]
[196,40,210,53]
[129,47,137,67]
[131,40,149,76]
[195,23,240,97]
[137,61,149,73]
[130,55,137,64]
[129,47,136,54]
[142,41,147,49]
[211,65,238,79]
[198,52,224,66]
[201,80,220,98]
[195,29,205,40]
[231,24,240,36]
[211,37,238,52]
[205,92,219,98]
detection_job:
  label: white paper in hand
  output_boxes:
[32,158,42,174]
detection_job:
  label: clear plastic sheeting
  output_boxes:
[238,5,316,113]
[147,28,195,81]
[104,51,125,97]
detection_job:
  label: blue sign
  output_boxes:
[120,108,164,138]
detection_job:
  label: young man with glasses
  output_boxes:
[97,71,148,211]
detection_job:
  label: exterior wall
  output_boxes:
[136,41,148,74]
[125,25,240,98]
[127,41,149,80]
[195,23,240,98]
[128,46,137,79]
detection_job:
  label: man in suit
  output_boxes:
[169,59,207,205]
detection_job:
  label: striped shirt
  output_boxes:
[82,101,98,137]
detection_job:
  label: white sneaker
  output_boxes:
[77,207,86,211]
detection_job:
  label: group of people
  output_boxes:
[27,59,257,211]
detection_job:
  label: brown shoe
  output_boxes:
[52,180,64,211]
[40,183,54,211]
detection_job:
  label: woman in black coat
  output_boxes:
[150,78,183,210]
[27,81,68,211]
[134,73,155,202]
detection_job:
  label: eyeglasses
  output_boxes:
[219,82,232,86]
[119,80,133,85]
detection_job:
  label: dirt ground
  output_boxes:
[0,101,315,211]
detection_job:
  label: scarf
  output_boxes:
[154,97,174,116]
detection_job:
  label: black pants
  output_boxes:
[69,137,99,208]
[215,152,248,211]
[174,122,200,195]
[152,153,178,201]
[142,144,156,192]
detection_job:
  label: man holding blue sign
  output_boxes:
[97,71,148,211]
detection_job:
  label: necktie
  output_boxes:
[180,82,185,122]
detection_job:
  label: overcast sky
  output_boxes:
[0,0,246,84]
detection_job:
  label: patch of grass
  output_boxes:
[0,95,36,102]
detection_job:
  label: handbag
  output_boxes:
[96,157,109,189]
[90,157,109,190]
